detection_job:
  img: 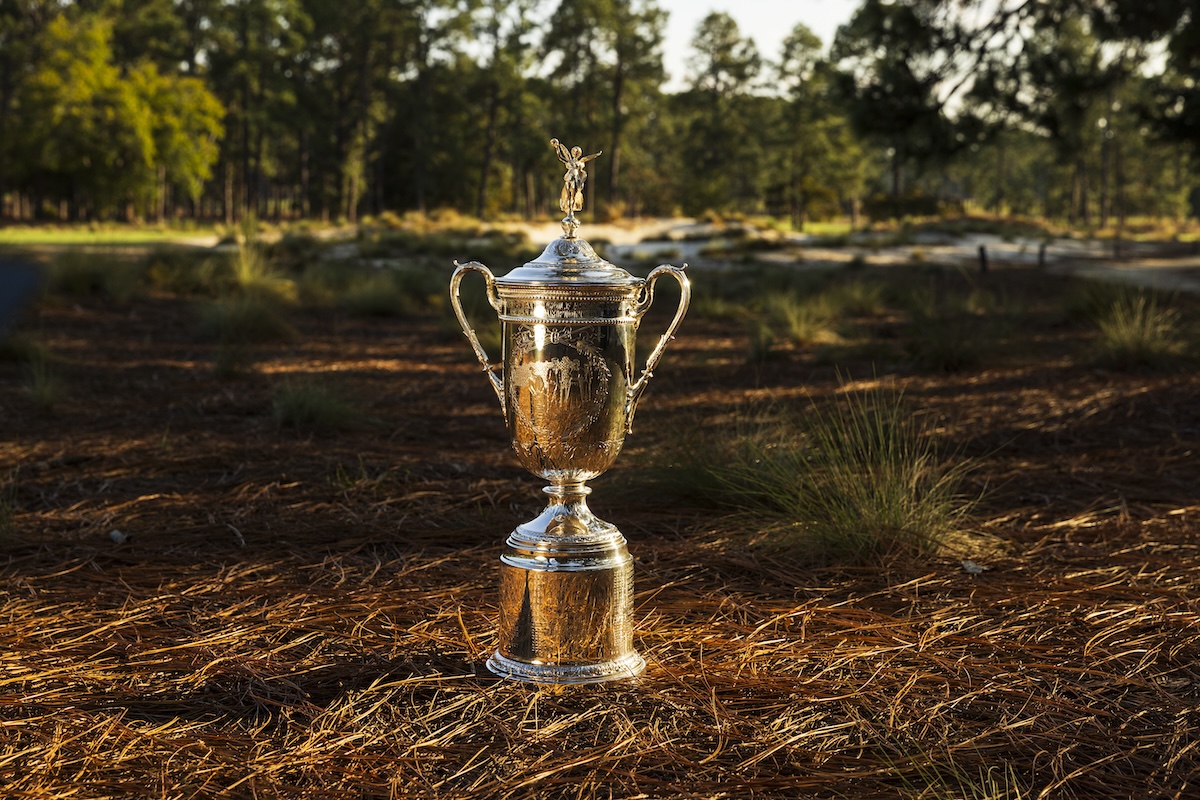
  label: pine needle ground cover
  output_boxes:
[1,251,1198,799]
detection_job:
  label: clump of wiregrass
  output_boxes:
[196,295,296,344]
[1062,278,1127,322]
[767,293,841,346]
[45,251,145,303]
[689,288,743,320]
[709,387,976,565]
[272,379,360,431]
[904,285,989,372]
[1090,289,1187,370]
[342,266,445,317]
[296,261,353,307]
[747,319,782,363]
[823,278,887,317]
[22,351,65,411]
[232,217,296,304]
[144,248,229,296]
[342,272,411,317]
[327,458,399,499]
[885,739,1032,800]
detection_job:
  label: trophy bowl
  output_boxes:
[449,140,689,684]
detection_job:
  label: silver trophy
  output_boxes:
[450,138,690,684]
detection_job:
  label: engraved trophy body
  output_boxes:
[450,139,689,684]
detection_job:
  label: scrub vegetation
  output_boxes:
[1,222,1197,798]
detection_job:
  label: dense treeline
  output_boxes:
[0,0,1197,226]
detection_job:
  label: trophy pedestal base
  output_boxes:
[486,651,645,685]
[489,484,645,685]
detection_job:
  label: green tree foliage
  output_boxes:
[541,0,667,216]
[1154,1,1200,159]
[9,12,223,220]
[676,11,762,214]
[832,0,965,204]
[17,14,156,216]
[0,0,1195,224]
[130,63,225,215]
[771,24,866,228]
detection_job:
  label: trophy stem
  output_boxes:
[488,481,646,684]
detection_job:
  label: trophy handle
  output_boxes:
[626,264,690,433]
[451,260,505,415]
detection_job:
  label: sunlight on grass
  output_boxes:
[233,221,297,303]
[708,387,977,565]
[889,741,1031,800]
[1092,290,1186,369]
[0,226,219,245]
[768,294,841,346]
[824,278,887,316]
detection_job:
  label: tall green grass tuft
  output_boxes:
[884,737,1031,800]
[233,219,296,303]
[713,388,975,564]
[766,294,841,346]
[1091,290,1186,369]
[272,380,359,431]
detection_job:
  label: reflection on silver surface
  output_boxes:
[449,139,689,684]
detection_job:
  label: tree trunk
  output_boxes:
[156,166,167,223]
[411,22,432,214]
[1099,133,1110,229]
[891,143,903,218]
[0,63,12,221]
[347,142,359,224]
[476,79,499,220]
[1075,157,1089,227]
[299,130,311,218]
[994,137,1006,215]
[224,161,234,226]
[608,59,626,207]
[1115,138,1126,251]
[349,21,374,225]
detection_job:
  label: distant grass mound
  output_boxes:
[1090,289,1187,370]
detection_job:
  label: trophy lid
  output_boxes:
[495,138,639,288]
